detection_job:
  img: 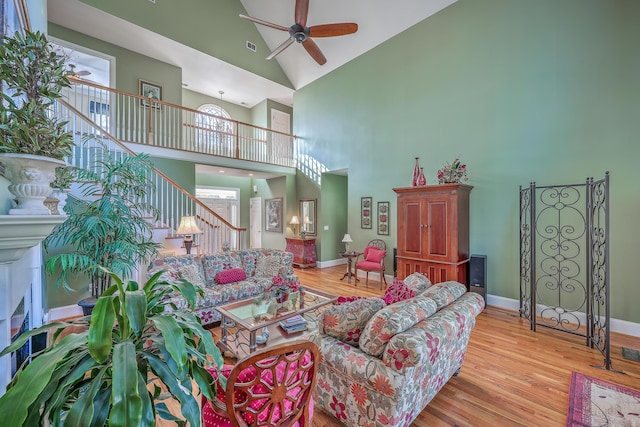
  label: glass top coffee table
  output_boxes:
[217,286,337,358]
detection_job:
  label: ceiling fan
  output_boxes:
[68,63,91,78]
[240,0,358,65]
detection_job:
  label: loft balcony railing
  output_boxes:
[63,76,297,168]
[56,98,247,253]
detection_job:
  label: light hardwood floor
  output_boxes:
[163,265,640,426]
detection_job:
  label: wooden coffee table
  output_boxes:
[216,286,336,358]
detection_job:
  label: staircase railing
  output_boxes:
[56,98,247,254]
[64,77,297,168]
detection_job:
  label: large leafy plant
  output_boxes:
[0,30,74,160]
[0,270,224,426]
[44,149,161,298]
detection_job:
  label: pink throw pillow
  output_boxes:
[215,268,247,285]
[365,247,386,263]
[382,278,416,305]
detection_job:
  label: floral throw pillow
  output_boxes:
[254,255,283,278]
[319,298,385,346]
[359,297,437,357]
[403,272,433,294]
[382,278,416,305]
[421,281,467,309]
[177,263,206,288]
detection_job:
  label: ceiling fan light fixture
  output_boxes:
[239,0,358,65]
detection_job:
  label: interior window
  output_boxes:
[196,104,234,156]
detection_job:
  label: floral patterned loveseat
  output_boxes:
[314,273,485,427]
[147,249,298,325]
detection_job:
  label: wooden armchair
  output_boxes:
[354,239,388,289]
[202,340,319,427]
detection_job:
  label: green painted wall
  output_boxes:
[251,100,268,129]
[293,0,640,323]
[182,89,252,124]
[48,23,182,105]
[79,0,292,89]
[149,157,196,194]
[320,173,348,261]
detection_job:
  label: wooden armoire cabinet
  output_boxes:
[393,184,473,284]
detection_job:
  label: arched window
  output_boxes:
[196,104,235,156]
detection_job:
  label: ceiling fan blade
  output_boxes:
[302,38,327,65]
[294,0,309,27]
[266,37,295,60]
[76,70,91,76]
[239,14,289,32]
[309,23,358,38]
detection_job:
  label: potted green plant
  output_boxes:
[0,30,75,214]
[0,269,224,426]
[44,149,161,314]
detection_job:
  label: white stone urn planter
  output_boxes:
[51,188,72,215]
[0,153,65,215]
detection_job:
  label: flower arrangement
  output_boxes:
[437,157,468,184]
[267,275,300,302]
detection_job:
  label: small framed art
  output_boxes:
[377,201,390,235]
[265,197,283,232]
[361,197,372,229]
[139,79,162,108]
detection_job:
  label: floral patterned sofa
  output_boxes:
[147,249,298,326]
[314,273,485,427]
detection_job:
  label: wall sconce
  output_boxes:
[289,215,300,236]
[176,216,202,255]
[342,233,353,252]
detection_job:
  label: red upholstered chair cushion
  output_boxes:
[382,278,416,305]
[202,352,314,426]
[215,268,247,285]
[364,246,386,263]
[356,260,383,270]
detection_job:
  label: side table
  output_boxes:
[339,251,361,284]
[285,237,317,268]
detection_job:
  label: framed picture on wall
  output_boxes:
[265,197,283,232]
[377,201,390,235]
[361,197,372,229]
[139,79,162,108]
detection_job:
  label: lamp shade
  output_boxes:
[176,216,202,235]
[289,215,300,225]
[303,216,311,225]
[342,234,353,243]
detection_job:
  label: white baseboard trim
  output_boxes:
[317,258,346,268]
[47,304,83,322]
[486,294,640,338]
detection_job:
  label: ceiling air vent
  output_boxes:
[246,41,257,53]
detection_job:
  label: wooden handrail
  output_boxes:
[68,76,297,138]
[58,98,246,233]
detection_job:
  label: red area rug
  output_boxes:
[567,371,640,426]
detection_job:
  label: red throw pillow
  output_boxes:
[382,278,416,305]
[215,268,247,285]
[365,247,386,263]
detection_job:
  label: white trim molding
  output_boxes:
[486,294,640,338]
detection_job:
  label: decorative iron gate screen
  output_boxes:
[519,173,611,370]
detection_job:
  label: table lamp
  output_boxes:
[342,233,353,252]
[176,216,202,255]
[303,215,312,232]
[290,215,300,236]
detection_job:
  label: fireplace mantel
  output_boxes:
[0,215,64,264]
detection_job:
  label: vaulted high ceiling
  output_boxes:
[47,0,457,107]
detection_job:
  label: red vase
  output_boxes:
[412,157,420,186]
[417,167,427,186]
[276,293,289,304]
